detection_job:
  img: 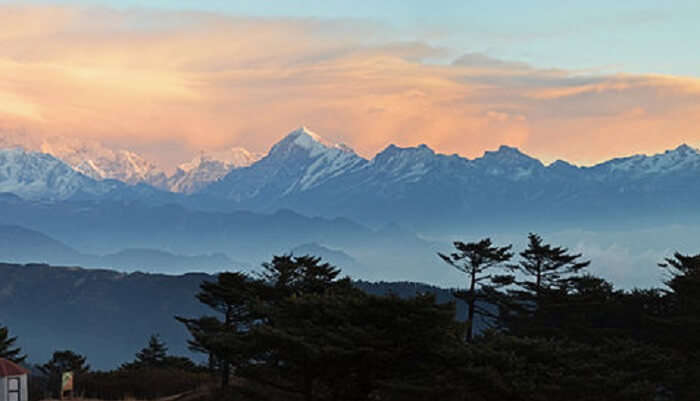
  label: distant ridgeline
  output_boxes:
[3,129,700,234]
[0,263,470,370]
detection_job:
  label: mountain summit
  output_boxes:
[203,127,366,205]
[269,126,355,158]
[168,147,262,193]
[595,143,700,177]
[0,147,118,200]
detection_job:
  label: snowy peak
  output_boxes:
[9,135,168,187]
[0,147,113,200]
[599,143,700,176]
[374,144,435,160]
[671,143,697,154]
[204,127,367,199]
[367,144,472,184]
[372,144,436,171]
[477,145,542,166]
[473,145,544,180]
[169,148,262,194]
[178,147,262,173]
[269,127,355,158]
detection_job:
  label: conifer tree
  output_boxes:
[658,252,700,399]
[258,254,348,298]
[439,238,513,342]
[134,334,168,367]
[177,271,261,387]
[0,324,25,363]
[502,233,590,335]
[510,233,590,296]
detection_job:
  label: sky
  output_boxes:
[1,1,700,168]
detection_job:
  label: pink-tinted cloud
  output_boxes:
[1,4,700,168]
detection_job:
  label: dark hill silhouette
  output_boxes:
[0,262,465,370]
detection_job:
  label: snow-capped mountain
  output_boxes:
[168,148,262,194]
[0,132,168,188]
[198,128,700,228]
[0,131,265,193]
[4,125,700,231]
[39,137,168,188]
[474,145,546,180]
[203,127,367,205]
[0,148,118,200]
[178,147,262,172]
[589,144,700,179]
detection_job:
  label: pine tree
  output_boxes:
[250,289,462,401]
[258,254,347,298]
[439,238,513,342]
[0,324,25,363]
[177,271,261,387]
[243,255,353,400]
[511,233,590,296]
[502,233,590,336]
[134,334,168,368]
[178,256,353,394]
[658,252,700,399]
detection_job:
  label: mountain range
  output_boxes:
[0,131,261,194]
[203,128,700,229]
[2,127,700,289]
[4,126,700,232]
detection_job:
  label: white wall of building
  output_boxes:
[0,375,28,401]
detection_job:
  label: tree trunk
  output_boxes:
[222,305,232,388]
[466,268,477,343]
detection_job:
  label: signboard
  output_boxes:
[61,371,74,392]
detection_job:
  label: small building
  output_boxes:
[0,358,28,401]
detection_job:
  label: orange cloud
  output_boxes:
[1,4,700,168]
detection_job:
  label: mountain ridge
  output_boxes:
[3,128,700,232]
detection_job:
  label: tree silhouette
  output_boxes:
[0,324,25,363]
[510,233,590,297]
[502,233,590,336]
[177,271,261,387]
[658,252,700,399]
[439,238,513,342]
[39,350,90,398]
[134,334,168,368]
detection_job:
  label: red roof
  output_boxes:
[0,358,28,377]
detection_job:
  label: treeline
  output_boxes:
[0,331,210,400]
[175,234,698,400]
[1,232,699,400]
